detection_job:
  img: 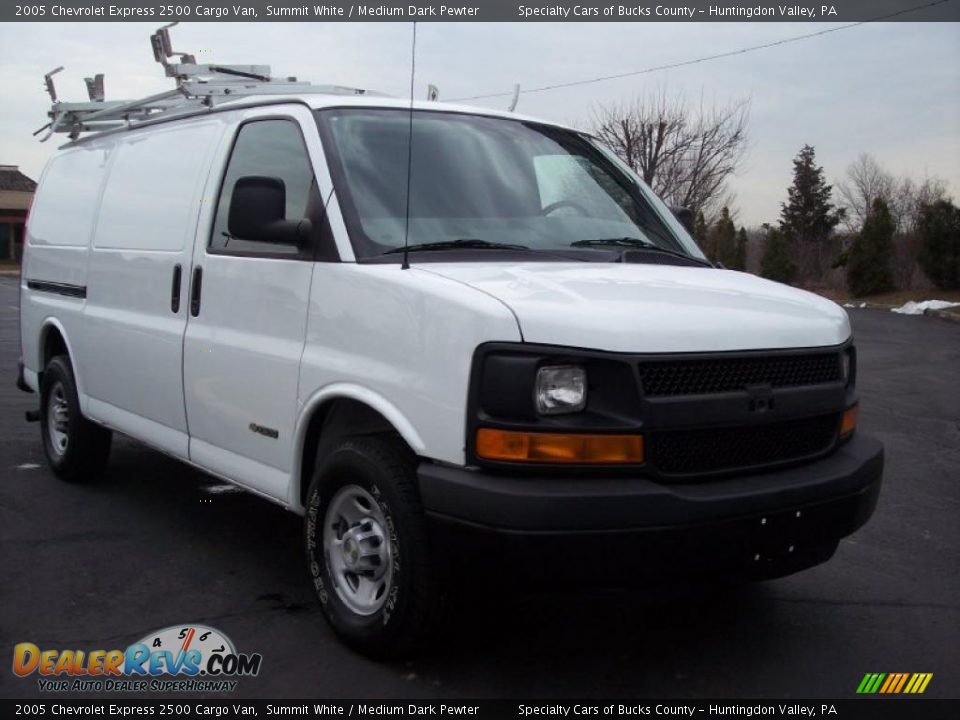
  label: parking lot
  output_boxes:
[0,273,958,699]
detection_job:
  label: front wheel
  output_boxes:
[304,435,441,658]
[40,355,112,482]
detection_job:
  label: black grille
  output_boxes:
[638,352,842,397]
[651,414,840,476]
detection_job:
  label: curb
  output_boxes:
[844,302,960,321]
[924,308,960,324]
[842,302,897,310]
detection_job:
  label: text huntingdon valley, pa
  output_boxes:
[517,5,836,19]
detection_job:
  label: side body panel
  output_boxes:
[19,141,114,401]
[81,118,223,458]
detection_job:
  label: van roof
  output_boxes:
[304,93,569,128]
[59,92,581,149]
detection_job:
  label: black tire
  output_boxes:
[40,355,112,482]
[304,434,441,658]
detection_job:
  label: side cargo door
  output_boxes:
[82,120,221,458]
[182,105,336,501]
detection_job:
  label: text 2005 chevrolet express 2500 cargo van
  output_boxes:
[17,31,882,657]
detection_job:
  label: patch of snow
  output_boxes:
[891,300,960,315]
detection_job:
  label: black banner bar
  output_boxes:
[3,0,959,23]
[1,700,959,720]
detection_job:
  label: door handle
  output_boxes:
[190,266,203,317]
[171,264,182,313]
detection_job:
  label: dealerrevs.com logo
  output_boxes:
[12,624,262,693]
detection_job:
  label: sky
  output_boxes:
[0,21,957,226]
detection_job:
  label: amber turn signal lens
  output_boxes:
[840,404,859,437]
[476,429,644,464]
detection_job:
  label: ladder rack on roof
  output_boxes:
[35,23,378,142]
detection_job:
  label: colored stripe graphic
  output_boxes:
[879,674,896,693]
[908,673,933,694]
[858,673,932,694]
[857,673,885,694]
[892,673,910,693]
[881,673,905,693]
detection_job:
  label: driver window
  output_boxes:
[210,119,317,256]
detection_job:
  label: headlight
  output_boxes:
[535,365,586,415]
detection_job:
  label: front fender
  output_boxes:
[289,383,426,511]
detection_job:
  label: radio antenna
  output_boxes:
[401,22,417,271]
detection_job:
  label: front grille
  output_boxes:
[650,414,840,476]
[638,352,842,397]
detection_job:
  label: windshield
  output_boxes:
[317,108,707,263]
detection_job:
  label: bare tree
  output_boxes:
[902,175,950,233]
[838,153,951,288]
[838,154,896,231]
[839,153,948,233]
[591,91,749,217]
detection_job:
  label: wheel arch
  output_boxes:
[37,318,82,394]
[291,385,425,512]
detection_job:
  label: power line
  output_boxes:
[449,0,953,103]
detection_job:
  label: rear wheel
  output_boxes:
[40,355,112,482]
[304,435,442,658]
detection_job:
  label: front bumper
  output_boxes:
[418,433,883,580]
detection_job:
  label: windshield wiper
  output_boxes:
[383,238,531,254]
[571,237,656,250]
[570,237,714,267]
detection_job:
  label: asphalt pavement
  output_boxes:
[1,274,958,700]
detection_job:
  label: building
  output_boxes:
[0,165,37,263]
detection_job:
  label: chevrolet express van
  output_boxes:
[18,83,883,657]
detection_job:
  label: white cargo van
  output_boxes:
[18,37,882,657]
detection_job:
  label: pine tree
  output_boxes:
[732,226,748,271]
[846,198,895,297]
[916,200,960,290]
[693,210,709,257]
[760,227,797,284]
[710,207,737,267]
[780,145,843,281]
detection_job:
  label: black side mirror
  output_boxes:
[669,206,694,234]
[228,176,311,246]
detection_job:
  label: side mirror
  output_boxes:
[228,176,311,246]
[669,206,694,234]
